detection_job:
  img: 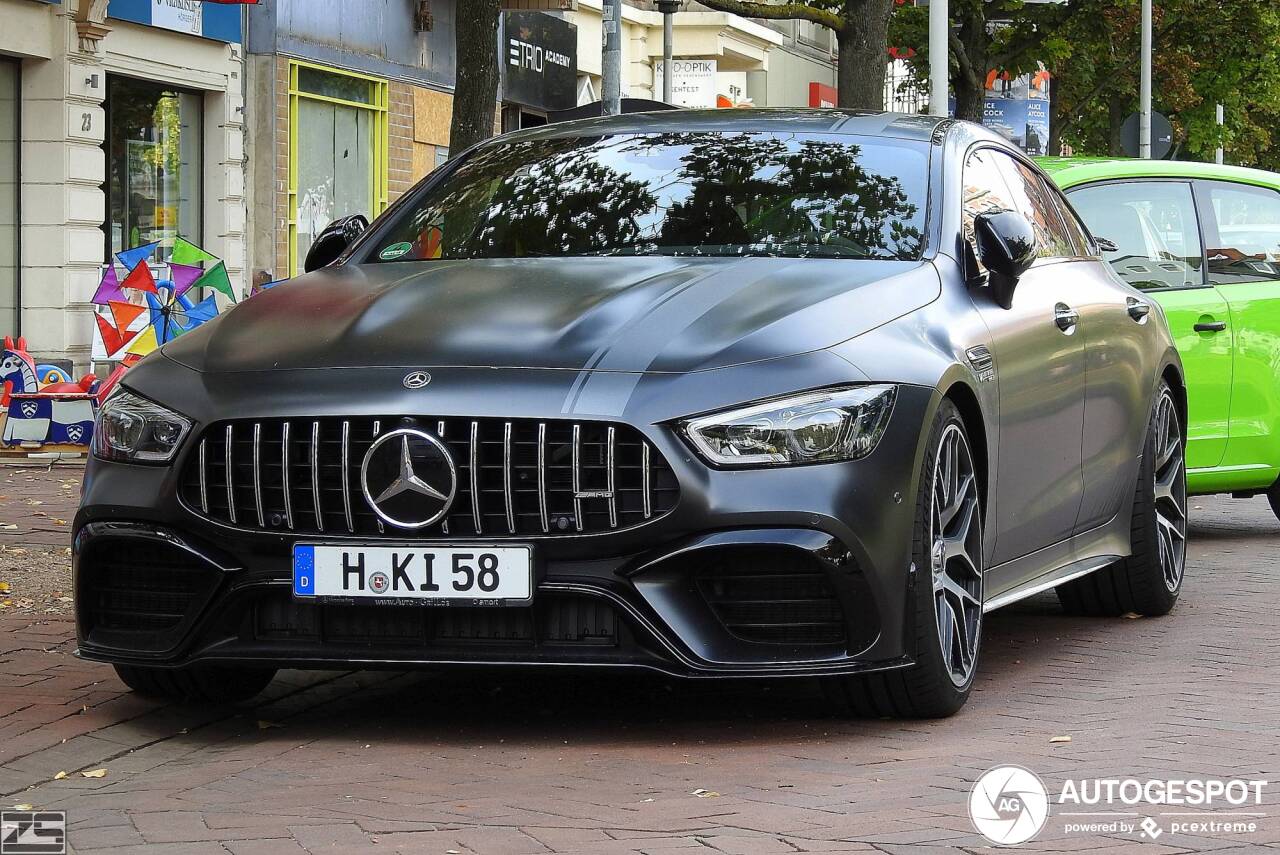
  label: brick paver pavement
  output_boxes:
[1,463,1277,854]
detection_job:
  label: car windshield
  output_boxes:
[368,131,929,263]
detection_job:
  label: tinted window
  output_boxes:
[1049,188,1092,257]
[1202,181,1280,283]
[1068,181,1203,291]
[369,132,928,262]
[994,155,1076,258]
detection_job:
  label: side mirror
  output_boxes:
[303,214,369,273]
[974,211,1037,309]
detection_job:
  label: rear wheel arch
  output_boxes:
[1161,363,1188,437]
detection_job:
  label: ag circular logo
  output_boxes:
[368,572,390,594]
[969,765,1050,845]
[360,428,457,529]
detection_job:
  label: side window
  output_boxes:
[1201,181,1280,283]
[1067,181,1203,291]
[962,148,1019,274]
[993,155,1076,258]
[1049,188,1092,257]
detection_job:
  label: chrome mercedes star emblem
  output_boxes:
[359,428,456,529]
[402,371,432,389]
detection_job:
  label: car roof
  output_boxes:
[1039,156,1280,191]
[492,109,956,145]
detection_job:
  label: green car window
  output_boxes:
[1202,181,1280,283]
[1068,181,1203,291]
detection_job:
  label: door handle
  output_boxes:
[1126,297,1151,322]
[1194,320,1227,333]
[1054,303,1079,333]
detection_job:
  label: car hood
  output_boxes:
[163,256,938,375]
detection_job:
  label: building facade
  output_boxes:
[243,0,458,281]
[1,0,246,372]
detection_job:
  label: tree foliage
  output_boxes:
[890,0,1280,168]
[695,0,897,109]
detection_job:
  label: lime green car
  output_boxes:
[1043,157,1280,516]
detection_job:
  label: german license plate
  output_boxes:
[292,544,533,604]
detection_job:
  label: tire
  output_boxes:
[825,399,984,718]
[113,663,277,704]
[1266,479,1280,523]
[1056,382,1186,617]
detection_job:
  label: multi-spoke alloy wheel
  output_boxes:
[1055,381,1187,618]
[1150,390,1187,592]
[930,424,984,687]
[823,400,982,718]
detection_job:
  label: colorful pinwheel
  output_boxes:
[91,237,236,360]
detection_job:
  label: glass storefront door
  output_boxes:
[0,61,17,336]
[104,76,203,262]
[289,62,388,275]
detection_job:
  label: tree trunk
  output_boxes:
[951,5,988,122]
[1108,95,1126,156]
[449,0,502,158]
[1047,71,1062,155]
[835,0,895,109]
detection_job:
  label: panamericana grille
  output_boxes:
[179,417,678,537]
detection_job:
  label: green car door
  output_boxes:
[1194,178,1280,491]
[1064,179,1235,476]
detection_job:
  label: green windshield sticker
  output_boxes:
[379,242,413,260]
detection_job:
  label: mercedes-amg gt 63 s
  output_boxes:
[76,111,1188,717]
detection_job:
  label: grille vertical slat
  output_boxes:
[224,424,237,525]
[341,420,354,533]
[502,421,516,535]
[437,420,449,535]
[253,423,265,528]
[182,416,677,538]
[470,420,482,534]
[537,422,549,533]
[606,426,618,529]
[281,422,294,530]
[310,420,324,533]
[571,424,584,533]
[198,439,209,515]
[642,442,652,519]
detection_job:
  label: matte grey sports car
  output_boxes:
[76,111,1187,717]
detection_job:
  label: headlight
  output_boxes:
[683,385,897,467]
[92,389,192,464]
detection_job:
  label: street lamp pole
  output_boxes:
[602,0,622,115]
[1139,0,1152,158]
[656,0,679,104]
[928,0,948,117]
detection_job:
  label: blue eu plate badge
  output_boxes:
[292,545,315,596]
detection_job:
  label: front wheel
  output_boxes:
[1057,383,1186,616]
[825,399,984,718]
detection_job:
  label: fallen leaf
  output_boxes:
[1121,612,1142,620]
[691,788,720,798]
[53,519,67,526]
[80,768,107,778]
[0,582,9,593]
[257,720,283,730]
[1049,735,1072,744]
[53,771,67,780]
[13,803,32,811]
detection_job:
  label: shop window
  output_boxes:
[0,61,16,336]
[104,76,203,262]
[289,62,388,275]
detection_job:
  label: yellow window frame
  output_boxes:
[287,59,389,276]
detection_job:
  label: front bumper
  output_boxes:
[73,379,937,679]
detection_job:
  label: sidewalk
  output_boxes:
[1,464,1278,853]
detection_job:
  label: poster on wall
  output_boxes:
[956,62,1052,156]
[653,59,718,108]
